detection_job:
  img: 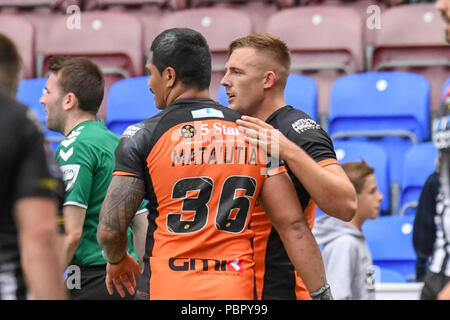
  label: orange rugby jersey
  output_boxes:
[114,98,284,300]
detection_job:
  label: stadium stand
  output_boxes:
[0,14,35,78]
[362,215,417,282]
[377,267,408,283]
[83,3,169,63]
[38,10,144,120]
[0,0,78,9]
[315,207,326,219]
[187,0,293,7]
[334,140,390,214]
[443,77,450,98]
[0,1,81,53]
[328,71,430,215]
[266,6,364,126]
[2,0,444,296]
[398,141,438,216]
[187,0,279,33]
[158,7,252,100]
[369,3,450,116]
[84,0,179,9]
[16,78,65,151]
[217,73,319,122]
[105,76,159,136]
[292,0,390,45]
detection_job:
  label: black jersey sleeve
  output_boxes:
[281,108,336,162]
[286,124,336,162]
[114,123,151,180]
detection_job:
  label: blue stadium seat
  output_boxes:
[16,78,64,152]
[329,71,430,144]
[377,267,407,283]
[315,207,326,219]
[362,215,417,282]
[334,140,390,213]
[398,142,438,216]
[106,76,159,136]
[218,74,318,122]
[370,3,450,115]
[217,86,227,106]
[328,72,430,214]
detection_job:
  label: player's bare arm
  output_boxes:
[259,172,331,299]
[131,212,149,270]
[97,175,144,297]
[97,175,145,263]
[61,205,86,268]
[237,115,357,221]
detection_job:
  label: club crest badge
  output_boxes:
[180,124,196,139]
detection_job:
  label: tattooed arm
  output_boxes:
[97,175,145,297]
[98,175,145,262]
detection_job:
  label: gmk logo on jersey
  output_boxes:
[169,257,243,273]
[180,124,196,139]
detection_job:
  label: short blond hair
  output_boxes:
[228,33,291,88]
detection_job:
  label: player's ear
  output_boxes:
[263,71,277,89]
[63,92,78,111]
[165,67,176,88]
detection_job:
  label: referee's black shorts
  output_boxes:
[68,265,134,300]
